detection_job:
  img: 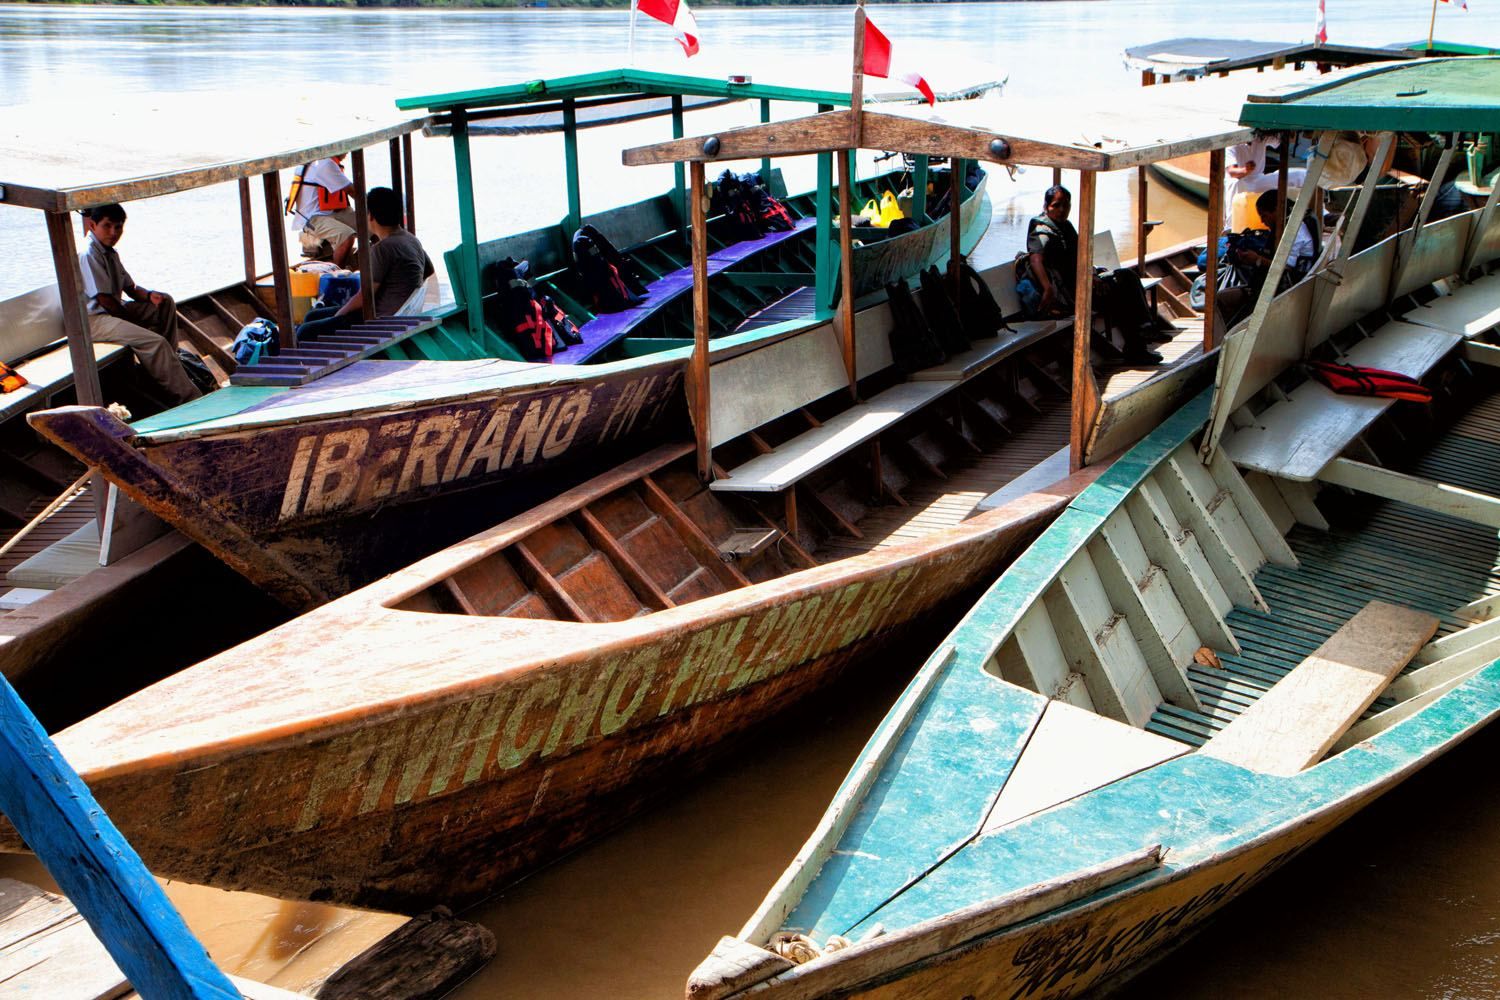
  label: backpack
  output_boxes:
[541,292,583,349]
[885,280,946,374]
[918,266,971,356]
[957,261,1008,338]
[232,319,279,366]
[711,171,764,242]
[749,181,795,233]
[484,257,554,361]
[178,350,219,394]
[572,227,642,313]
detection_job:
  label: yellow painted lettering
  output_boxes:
[303,429,369,514]
[495,674,561,770]
[278,435,317,521]
[541,390,592,460]
[502,396,562,469]
[397,414,459,494]
[456,404,515,480]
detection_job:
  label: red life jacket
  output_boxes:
[0,362,27,394]
[1306,360,1433,403]
[514,297,554,361]
[317,186,350,213]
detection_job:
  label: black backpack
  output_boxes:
[572,227,644,313]
[483,257,554,361]
[711,170,764,242]
[885,280,946,374]
[957,261,1008,338]
[918,265,971,356]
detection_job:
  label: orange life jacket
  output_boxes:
[0,362,28,394]
[1306,360,1433,403]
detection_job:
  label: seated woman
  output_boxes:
[1014,186,1165,366]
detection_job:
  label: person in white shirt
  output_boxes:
[1224,134,1308,227]
[288,156,357,266]
[78,204,202,405]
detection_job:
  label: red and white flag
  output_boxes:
[637,0,700,57]
[1440,0,1469,10]
[1315,0,1328,43]
[863,17,935,107]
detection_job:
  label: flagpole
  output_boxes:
[629,0,638,65]
[1428,0,1438,51]
[850,0,866,146]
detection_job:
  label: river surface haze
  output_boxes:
[5,2,1500,998]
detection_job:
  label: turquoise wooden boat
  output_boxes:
[686,58,1500,999]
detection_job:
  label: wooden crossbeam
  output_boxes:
[1318,457,1500,530]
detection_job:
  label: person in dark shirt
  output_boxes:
[297,186,433,341]
[1016,186,1162,365]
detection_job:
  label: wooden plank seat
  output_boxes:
[709,378,960,493]
[560,217,816,365]
[909,319,1059,382]
[4,520,98,591]
[229,315,439,387]
[1223,320,1461,480]
[1401,273,1500,339]
[0,285,129,422]
[1201,600,1438,775]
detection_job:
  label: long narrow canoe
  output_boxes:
[0,250,1221,910]
[28,173,991,610]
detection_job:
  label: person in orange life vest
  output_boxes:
[296,186,433,341]
[289,155,357,266]
[78,204,202,405]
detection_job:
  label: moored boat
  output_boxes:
[0,71,1298,910]
[684,57,1500,999]
[25,70,991,611]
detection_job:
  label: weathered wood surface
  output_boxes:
[0,446,1101,909]
[1202,600,1438,776]
[1404,273,1500,338]
[317,907,495,1000]
[0,879,313,1000]
[1318,457,1500,529]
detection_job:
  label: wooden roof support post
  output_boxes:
[1390,133,1459,302]
[260,170,296,349]
[837,149,858,400]
[759,98,773,188]
[1204,148,1226,351]
[563,98,583,235]
[1135,165,1149,276]
[1461,169,1500,281]
[45,212,103,409]
[672,95,687,235]
[1305,131,1396,336]
[949,158,964,305]
[237,177,256,284]
[1202,131,1338,461]
[388,137,405,225]
[911,155,928,225]
[0,674,241,1000]
[402,133,417,234]
[690,160,713,482]
[1273,131,1290,244]
[1070,169,1100,472]
[452,109,484,344]
[351,147,376,323]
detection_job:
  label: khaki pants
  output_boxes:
[299,212,357,261]
[91,295,202,405]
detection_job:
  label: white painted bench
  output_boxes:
[1402,272,1500,340]
[1222,320,1461,481]
[908,264,1060,382]
[1202,600,1438,775]
[0,285,128,423]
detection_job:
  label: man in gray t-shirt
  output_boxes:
[296,186,433,342]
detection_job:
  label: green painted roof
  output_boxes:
[396,69,850,113]
[1242,57,1500,132]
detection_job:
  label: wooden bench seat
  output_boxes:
[1201,600,1438,775]
[0,284,130,422]
[1223,320,1460,481]
[909,321,1058,382]
[1,342,128,422]
[230,315,440,387]
[560,217,816,365]
[1401,273,1500,339]
[709,378,960,493]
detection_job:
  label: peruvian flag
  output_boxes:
[1440,0,1469,10]
[863,17,935,107]
[1315,0,1328,43]
[637,0,700,56]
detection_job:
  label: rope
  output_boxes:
[769,932,854,965]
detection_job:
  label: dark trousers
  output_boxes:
[296,305,356,342]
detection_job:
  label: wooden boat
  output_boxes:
[0,74,1295,910]
[24,70,991,611]
[684,57,1500,999]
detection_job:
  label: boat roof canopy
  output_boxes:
[397,69,858,115]
[0,93,426,213]
[1242,57,1500,133]
[624,71,1317,172]
[1123,37,1410,79]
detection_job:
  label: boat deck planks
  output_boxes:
[0,492,93,603]
[1095,320,1205,403]
[821,399,1069,557]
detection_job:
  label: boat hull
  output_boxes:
[10,475,1088,912]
